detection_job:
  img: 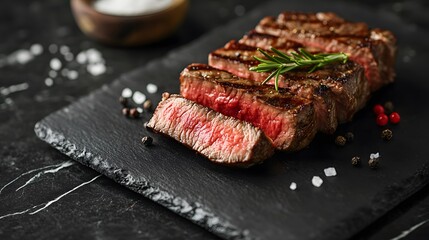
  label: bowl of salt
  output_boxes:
[71,0,188,46]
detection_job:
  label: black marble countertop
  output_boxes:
[1,0,429,239]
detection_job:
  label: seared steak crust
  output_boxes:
[255,12,396,91]
[147,94,274,167]
[208,40,369,131]
[180,64,317,151]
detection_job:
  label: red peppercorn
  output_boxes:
[389,112,401,124]
[376,114,389,126]
[373,104,384,115]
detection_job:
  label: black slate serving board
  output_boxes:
[35,1,429,239]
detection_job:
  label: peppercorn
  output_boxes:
[143,99,152,111]
[345,132,354,142]
[162,92,170,101]
[122,108,130,116]
[381,129,393,141]
[376,114,389,126]
[384,101,394,113]
[335,135,347,146]
[129,108,140,118]
[368,158,379,169]
[119,96,128,107]
[141,136,153,146]
[389,112,401,124]
[351,156,361,166]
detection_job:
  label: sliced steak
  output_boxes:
[147,94,274,167]
[180,64,317,151]
[239,30,303,50]
[255,12,396,91]
[208,40,368,130]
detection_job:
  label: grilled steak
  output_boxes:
[208,40,369,131]
[147,94,274,167]
[180,64,317,151]
[255,12,396,91]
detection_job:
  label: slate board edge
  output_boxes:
[34,121,252,240]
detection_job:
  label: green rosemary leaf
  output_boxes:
[249,47,348,91]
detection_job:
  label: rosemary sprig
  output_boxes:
[249,48,348,91]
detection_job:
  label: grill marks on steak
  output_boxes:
[146,12,396,165]
[255,12,396,91]
[208,39,369,132]
[147,94,274,167]
[180,64,317,151]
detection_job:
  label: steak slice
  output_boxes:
[255,12,396,91]
[147,94,274,167]
[208,40,368,130]
[180,64,317,151]
[239,30,303,50]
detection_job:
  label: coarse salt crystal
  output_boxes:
[64,52,74,62]
[76,51,87,64]
[48,70,57,78]
[87,62,106,76]
[370,152,380,159]
[324,167,337,177]
[86,48,103,63]
[50,58,62,70]
[121,88,132,98]
[67,70,79,80]
[146,83,158,94]
[133,91,146,104]
[61,68,69,77]
[44,78,54,87]
[30,44,43,55]
[12,49,34,64]
[48,44,58,54]
[289,182,297,190]
[136,107,143,113]
[312,176,323,187]
[60,45,70,55]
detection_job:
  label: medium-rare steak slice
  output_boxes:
[147,94,274,167]
[180,64,317,151]
[208,40,369,129]
[239,30,303,50]
[255,12,396,91]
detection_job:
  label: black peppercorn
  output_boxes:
[384,101,394,114]
[335,136,347,146]
[143,99,152,111]
[368,158,379,169]
[345,132,354,142]
[119,97,128,107]
[122,108,130,116]
[130,108,139,118]
[381,129,393,141]
[351,156,361,166]
[141,136,153,146]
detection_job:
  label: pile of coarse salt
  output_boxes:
[121,84,158,106]
[93,0,173,16]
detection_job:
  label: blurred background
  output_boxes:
[0,0,428,239]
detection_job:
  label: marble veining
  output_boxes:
[0,161,74,194]
[0,175,102,220]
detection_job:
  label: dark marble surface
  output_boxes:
[1,0,429,239]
